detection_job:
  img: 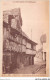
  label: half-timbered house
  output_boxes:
[3,8,37,73]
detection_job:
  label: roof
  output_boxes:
[22,31,37,45]
[3,21,37,45]
[22,31,29,39]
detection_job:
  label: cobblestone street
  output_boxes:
[12,62,46,74]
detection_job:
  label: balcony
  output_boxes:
[26,48,36,55]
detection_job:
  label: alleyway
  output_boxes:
[12,62,46,74]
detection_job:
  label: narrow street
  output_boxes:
[12,63,46,74]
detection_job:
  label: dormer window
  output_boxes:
[11,19,17,29]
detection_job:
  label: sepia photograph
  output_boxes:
[0,0,49,77]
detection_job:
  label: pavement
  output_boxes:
[12,61,46,74]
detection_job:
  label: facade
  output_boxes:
[40,34,46,61]
[3,8,37,73]
[34,34,46,63]
[43,43,46,61]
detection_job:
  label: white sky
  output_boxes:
[3,1,49,50]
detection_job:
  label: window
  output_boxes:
[11,19,17,29]
[31,44,33,49]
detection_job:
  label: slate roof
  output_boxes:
[3,21,37,45]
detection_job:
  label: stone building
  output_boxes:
[3,8,37,73]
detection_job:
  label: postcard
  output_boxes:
[0,0,49,77]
